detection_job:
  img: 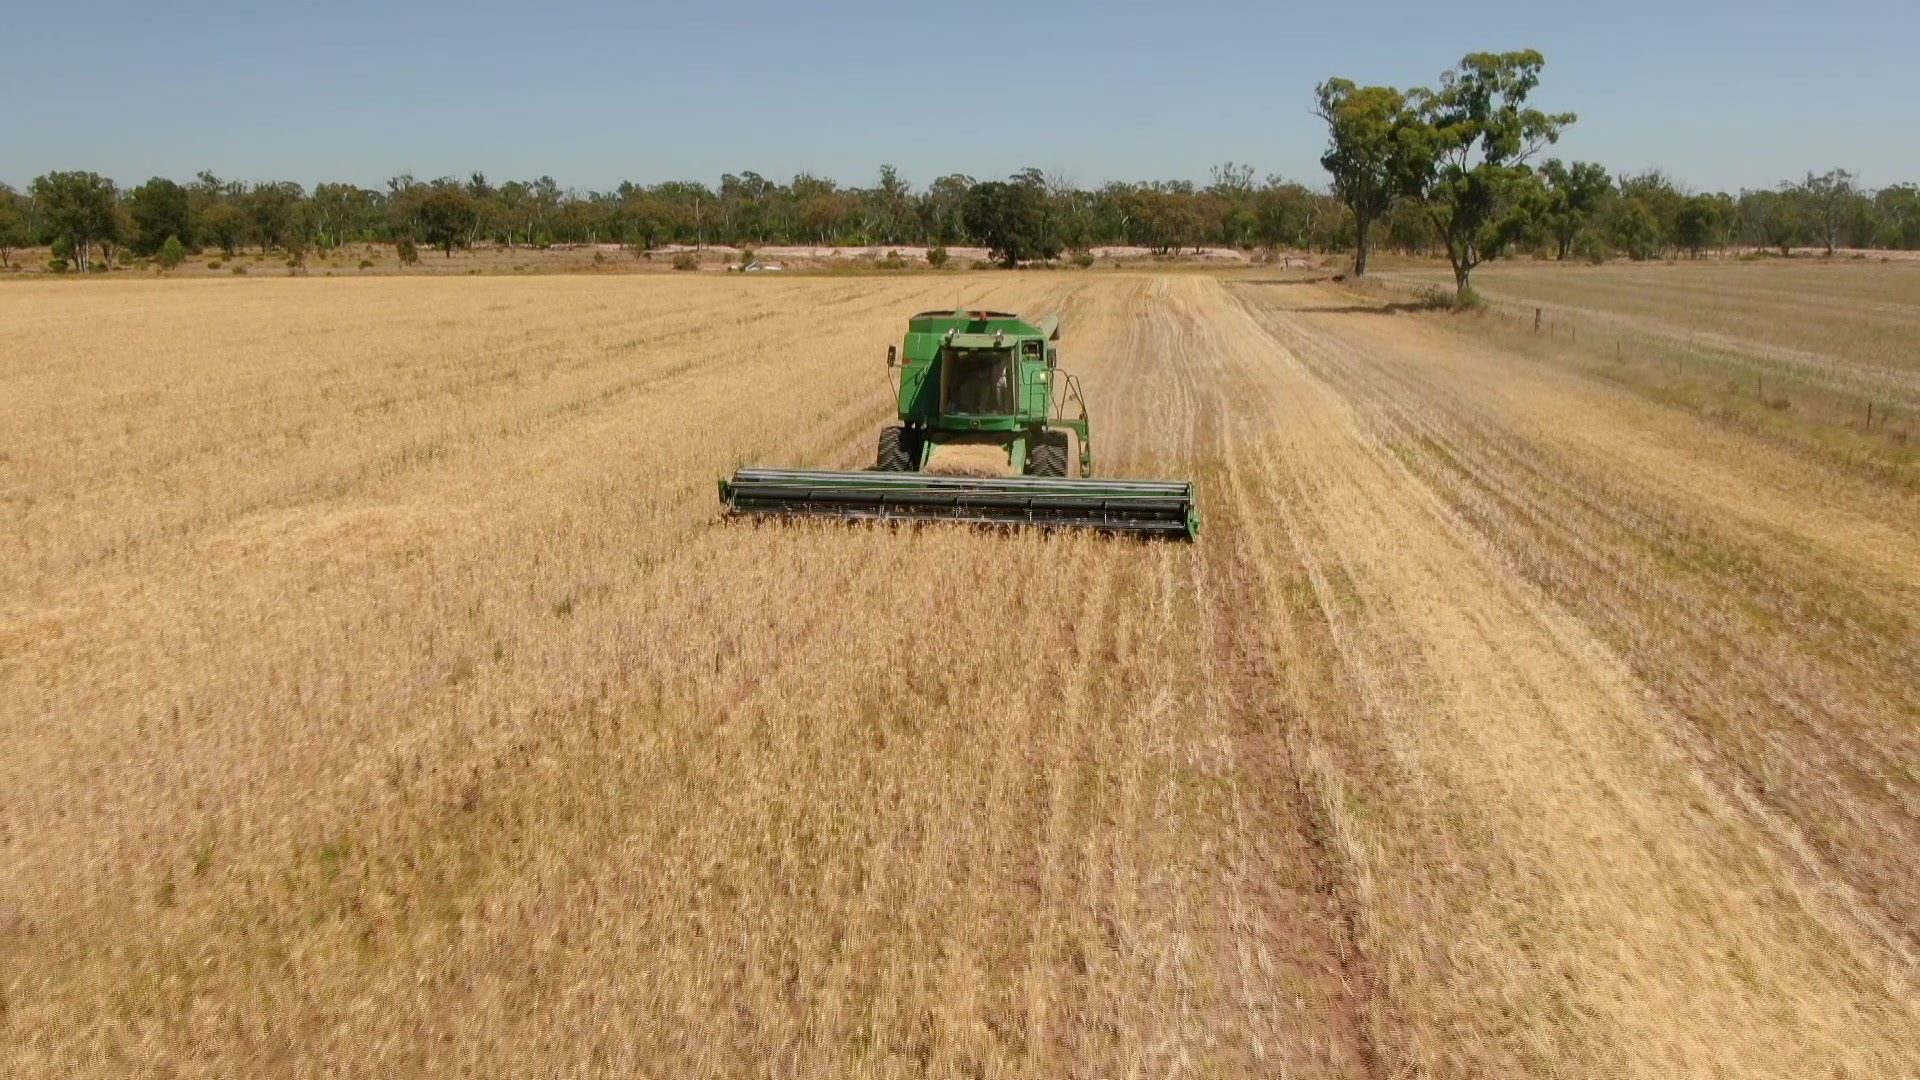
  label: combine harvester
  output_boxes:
[719,309,1198,538]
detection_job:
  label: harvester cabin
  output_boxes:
[941,345,1016,416]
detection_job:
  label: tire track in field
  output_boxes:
[1231,281,1919,943]
[1122,277,1379,1078]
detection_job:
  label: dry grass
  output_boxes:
[1375,259,1920,474]
[4,270,1916,1078]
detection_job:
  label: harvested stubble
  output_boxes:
[923,441,1015,476]
[2,269,1915,1079]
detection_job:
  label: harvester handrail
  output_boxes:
[1054,372,1090,424]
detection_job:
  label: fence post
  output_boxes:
[1534,307,1542,333]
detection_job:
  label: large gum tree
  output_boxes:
[1402,51,1575,298]
[1314,79,1417,277]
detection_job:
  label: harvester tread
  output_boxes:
[875,426,915,472]
[1029,433,1070,478]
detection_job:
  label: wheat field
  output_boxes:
[1379,259,1920,469]
[4,271,1915,1078]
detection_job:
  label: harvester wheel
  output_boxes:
[1028,433,1070,477]
[875,426,915,471]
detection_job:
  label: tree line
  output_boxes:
[2,63,1913,277]
[1313,50,1920,297]
[0,165,1359,272]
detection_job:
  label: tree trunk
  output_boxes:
[1353,214,1371,277]
[1447,237,1473,298]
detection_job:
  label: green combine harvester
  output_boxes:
[718,309,1199,538]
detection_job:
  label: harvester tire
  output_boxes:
[1029,433,1070,477]
[875,426,915,471]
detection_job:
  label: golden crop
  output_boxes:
[4,270,1915,1078]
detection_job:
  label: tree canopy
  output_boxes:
[963,178,1060,267]
[127,177,191,256]
[0,185,27,268]
[31,171,120,270]
[1314,79,1416,276]
[3,131,1913,276]
[415,186,480,256]
[1539,159,1611,259]
[1403,50,1576,295]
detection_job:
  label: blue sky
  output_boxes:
[3,0,1915,194]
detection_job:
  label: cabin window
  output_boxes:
[942,347,1015,415]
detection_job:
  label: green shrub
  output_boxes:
[207,260,223,270]
[739,247,756,267]
[671,251,699,271]
[358,258,374,269]
[1411,285,1482,311]
[231,265,247,275]
[116,249,134,266]
[593,250,607,265]
[969,259,999,270]
[396,237,420,266]
[926,246,949,268]
[1071,250,1096,269]
[879,249,906,270]
[1574,231,1613,265]
[47,258,69,273]
[89,259,108,273]
[51,236,73,263]
[158,235,186,271]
